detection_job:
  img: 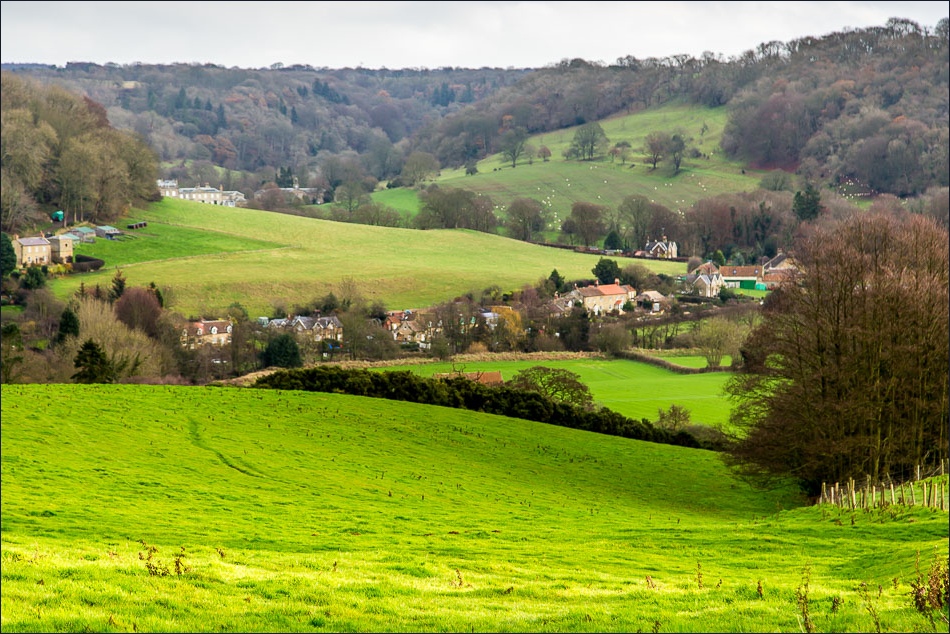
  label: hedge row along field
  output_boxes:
[2,384,947,632]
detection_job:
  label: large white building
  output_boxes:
[157,180,246,207]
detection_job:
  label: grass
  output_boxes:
[2,383,946,632]
[430,103,768,216]
[50,198,685,319]
[374,356,734,427]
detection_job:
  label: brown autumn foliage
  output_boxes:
[725,210,949,494]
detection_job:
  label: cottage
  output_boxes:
[636,290,671,313]
[644,236,678,259]
[683,261,724,297]
[11,235,51,268]
[721,265,764,290]
[571,280,638,316]
[181,319,233,349]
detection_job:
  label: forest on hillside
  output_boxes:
[2,16,947,224]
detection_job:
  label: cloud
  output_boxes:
[2,1,947,69]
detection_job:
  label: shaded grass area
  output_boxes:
[3,384,946,632]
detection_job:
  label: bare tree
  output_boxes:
[725,211,949,493]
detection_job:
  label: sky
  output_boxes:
[1,1,947,70]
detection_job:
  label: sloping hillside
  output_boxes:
[2,384,946,631]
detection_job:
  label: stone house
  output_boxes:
[11,235,51,268]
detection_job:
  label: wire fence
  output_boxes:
[819,459,949,511]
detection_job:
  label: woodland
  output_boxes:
[1,16,948,239]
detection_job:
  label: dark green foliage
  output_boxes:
[603,230,624,251]
[72,339,116,384]
[507,366,594,409]
[1,322,24,383]
[0,233,16,278]
[792,184,822,222]
[253,366,719,451]
[109,269,127,302]
[263,334,302,369]
[548,269,565,292]
[19,266,46,290]
[592,258,622,285]
[54,306,80,345]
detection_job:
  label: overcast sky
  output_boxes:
[2,1,947,69]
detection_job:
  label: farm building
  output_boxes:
[95,225,122,239]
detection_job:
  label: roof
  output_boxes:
[722,265,762,278]
[16,236,49,246]
[434,371,504,386]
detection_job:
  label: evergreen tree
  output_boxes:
[793,183,822,222]
[109,269,126,302]
[0,233,16,278]
[54,306,80,345]
[72,339,116,384]
[263,334,302,368]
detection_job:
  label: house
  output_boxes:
[181,319,233,348]
[11,235,51,268]
[253,177,324,205]
[570,280,638,316]
[48,234,74,264]
[383,309,440,348]
[262,315,344,344]
[636,290,671,313]
[721,265,764,290]
[760,252,800,289]
[644,236,678,259]
[158,179,247,207]
[683,261,724,297]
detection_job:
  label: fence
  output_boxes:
[819,459,949,511]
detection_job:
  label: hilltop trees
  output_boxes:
[1,73,158,233]
[724,211,949,494]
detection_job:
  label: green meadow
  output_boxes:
[430,103,767,215]
[2,384,947,632]
[375,356,734,428]
[53,199,683,319]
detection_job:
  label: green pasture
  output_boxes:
[50,198,685,319]
[2,384,946,632]
[433,103,767,215]
[376,357,734,428]
[364,104,768,220]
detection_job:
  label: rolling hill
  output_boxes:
[52,198,685,319]
[2,383,946,632]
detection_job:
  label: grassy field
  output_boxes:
[2,383,946,632]
[374,356,734,428]
[339,103,766,224]
[51,198,685,319]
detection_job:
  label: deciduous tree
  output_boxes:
[508,366,594,409]
[725,211,949,493]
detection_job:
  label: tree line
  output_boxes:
[251,365,723,451]
[2,16,946,222]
